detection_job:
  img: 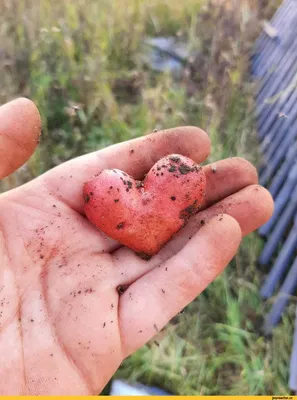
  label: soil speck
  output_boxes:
[179,163,192,175]
[170,156,181,163]
[136,181,144,189]
[135,252,151,261]
[180,200,198,221]
[84,194,90,203]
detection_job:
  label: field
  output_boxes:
[0,0,292,395]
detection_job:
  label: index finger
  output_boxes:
[43,126,210,212]
[118,214,241,356]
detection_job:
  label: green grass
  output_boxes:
[0,0,291,395]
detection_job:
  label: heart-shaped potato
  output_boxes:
[83,154,206,258]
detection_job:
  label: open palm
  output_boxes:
[0,99,273,395]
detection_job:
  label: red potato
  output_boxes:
[83,154,206,258]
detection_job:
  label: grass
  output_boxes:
[0,0,291,395]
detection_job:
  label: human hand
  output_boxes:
[0,98,273,395]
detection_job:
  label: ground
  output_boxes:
[0,0,292,395]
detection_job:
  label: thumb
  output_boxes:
[0,98,41,179]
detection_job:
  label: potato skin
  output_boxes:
[84,154,206,256]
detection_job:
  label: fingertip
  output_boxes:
[229,157,258,183]
[13,97,42,135]
[12,97,38,110]
[205,213,242,251]
[1,97,42,141]
[151,126,211,163]
[252,185,274,224]
[178,212,242,279]
[231,184,274,235]
[197,184,275,238]
[182,126,211,161]
[203,157,258,208]
[0,97,41,178]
